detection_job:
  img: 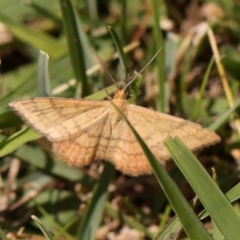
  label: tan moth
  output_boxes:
[9,52,220,176]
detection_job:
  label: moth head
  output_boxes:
[113,87,128,100]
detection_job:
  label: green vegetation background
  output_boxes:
[1,0,240,239]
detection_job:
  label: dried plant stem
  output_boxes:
[207,26,240,135]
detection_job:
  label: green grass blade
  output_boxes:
[111,102,213,240]
[165,137,240,240]
[86,0,98,20]
[0,66,38,106]
[31,215,54,240]
[0,11,67,58]
[0,128,40,157]
[54,216,78,240]
[109,26,128,80]
[151,0,165,111]
[225,182,240,202]
[38,51,51,97]
[128,74,142,103]
[15,145,93,183]
[59,0,90,97]
[0,106,20,129]
[192,57,215,121]
[74,18,95,70]
[30,2,62,27]
[156,183,240,239]
[200,183,240,219]
[33,194,77,240]
[165,33,178,75]
[208,99,240,131]
[154,215,183,240]
[0,228,9,240]
[77,162,114,240]
[179,43,193,110]
[121,0,127,43]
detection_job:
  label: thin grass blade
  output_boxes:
[31,215,54,240]
[0,11,66,58]
[150,0,165,111]
[77,162,114,240]
[111,102,213,240]
[156,182,240,239]
[59,0,90,97]
[0,228,9,240]
[0,128,40,157]
[209,99,240,131]
[38,51,51,97]
[192,56,215,121]
[165,136,240,240]
[109,26,128,80]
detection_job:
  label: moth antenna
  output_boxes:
[124,49,162,90]
[90,46,119,88]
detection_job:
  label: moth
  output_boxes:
[10,50,220,176]
[9,86,220,176]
